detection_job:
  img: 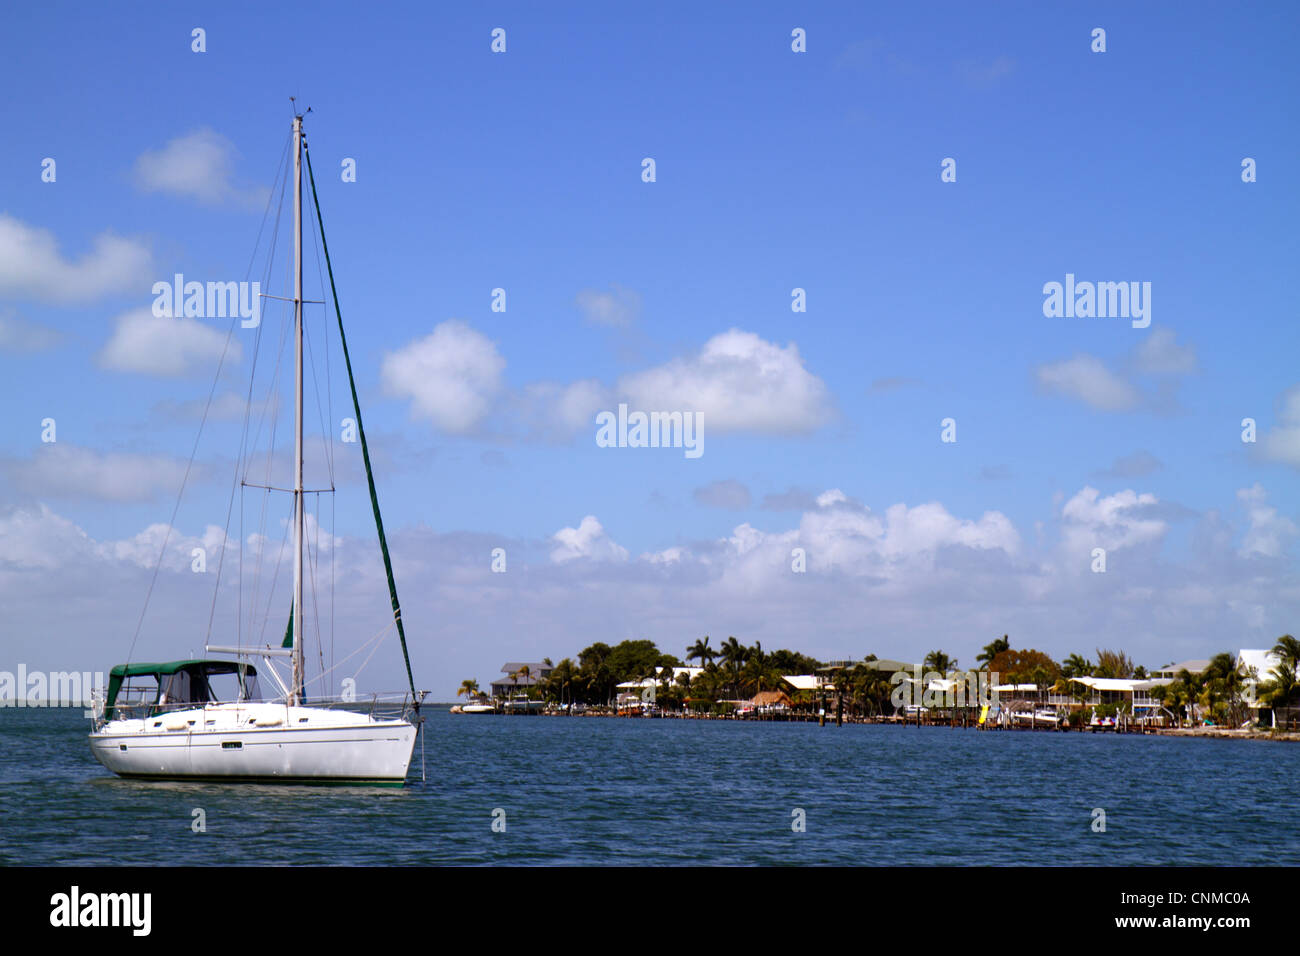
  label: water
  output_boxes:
[2,707,1297,865]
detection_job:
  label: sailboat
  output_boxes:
[89,109,425,785]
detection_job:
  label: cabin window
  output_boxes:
[119,744,127,751]
[222,741,242,750]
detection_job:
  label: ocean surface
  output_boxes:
[2,707,1298,866]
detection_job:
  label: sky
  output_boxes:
[1,1,1298,700]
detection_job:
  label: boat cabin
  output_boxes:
[104,660,261,720]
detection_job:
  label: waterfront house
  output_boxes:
[1068,677,1170,721]
[783,674,833,692]
[1152,659,1211,679]
[490,661,554,699]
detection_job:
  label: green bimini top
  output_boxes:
[105,660,258,720]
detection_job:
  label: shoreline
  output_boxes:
[448,707,1300,740]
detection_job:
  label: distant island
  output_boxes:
[453,634,1300,733]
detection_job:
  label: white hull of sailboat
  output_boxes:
[90,703,417,785]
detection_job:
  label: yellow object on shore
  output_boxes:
[979,705,989,725]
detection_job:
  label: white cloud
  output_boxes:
[1036,354,1140,411]
[619,329,832,433]
[381,320,505,433]
[1060,486,1166,552]
[1036,330,1197,414]
[550,515,629,564]
[134,128,267,207]
[2,444,194,503]
[575,284,641,327]
[3,485,1299,700]
[1132,328,1197,376]
[98,307,239,377]
[518,379,613,438]
[1237,483,1297,558]
[0,215,152,304]
[1259,385,1300,469]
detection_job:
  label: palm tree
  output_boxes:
[924,650,955,674]
[457,679,480,700]
[742,641,777,695]
[976,636,1010,667]
[719,636,748,697]
[1273,635,1300,678]
[686,636,717,667]
[1061,654,1093,679]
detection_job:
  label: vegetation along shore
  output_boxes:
[451,634,1300,736]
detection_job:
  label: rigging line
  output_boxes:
[127,134,292,667]
[243,150,291,489]
[304,144,419,704]
[330,490,335,693]
[247,287,293,632]
[123,309,246,669]
[307,189,336,484]
[242,134,292,283]
[301,619,393,690]
[351,621,394,679]
[255,496,295,647]
[302,313,333,487]
[313,493,327,681]
[207,141,290,648]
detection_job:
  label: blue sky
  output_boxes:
[1,2,1298,698]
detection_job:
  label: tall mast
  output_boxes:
[290,112,305,706]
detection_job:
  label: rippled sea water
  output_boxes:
[2,707,1297,865]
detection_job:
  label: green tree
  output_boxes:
[924,650,955,674]
[1061,654,1093,679]
[686,636,718,667]
[719,636,749,697]
[1094,648,1134,679]
[976,636,1010,667]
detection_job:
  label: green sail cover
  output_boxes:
[303,145,418,708]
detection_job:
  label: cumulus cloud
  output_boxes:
[1060,486,1167,554]
[381,320,505,433]
[550,516,629,564]
[382,324,832,440]
[98,307,239,377]
[1036,330,1198,413]
[1258,385,1300,469]
[0,215,152,304]
[1,444,195,503]
[575,284,641,327]
[1036,354,1140,411]
[4,483,1298,699]
[517,379,613,439]
[1131,328,1197,376]
[1237,484,1297,558]
[134,128,268,207]
[619,329,832,433]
